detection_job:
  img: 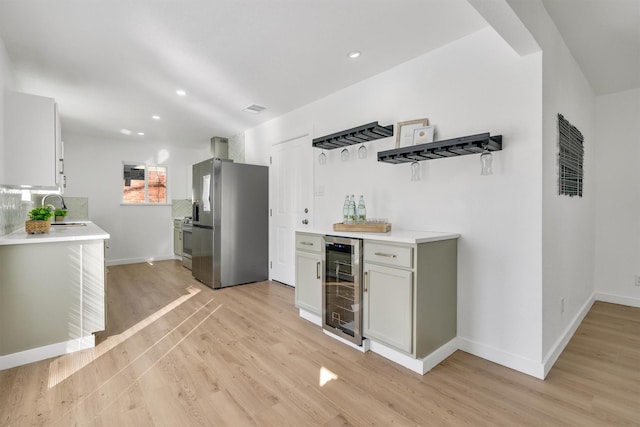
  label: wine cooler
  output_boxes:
[322,235,363,345]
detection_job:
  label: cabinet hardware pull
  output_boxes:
[364,271,368,292]
[300,242,313,246]
[316,261,321,279]
[374,252,396,258]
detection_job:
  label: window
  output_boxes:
[122,163,168,204]
[558,114,584,197]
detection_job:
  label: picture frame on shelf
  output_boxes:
[396,118,429,148]
[412,126,435,145]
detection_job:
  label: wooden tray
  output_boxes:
[333,223,392,233]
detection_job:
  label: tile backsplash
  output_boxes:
[64,197,89,220]
[32,195,89,220]
[172,199,192,218]
[0,188,33,236]
[0,190,90,237]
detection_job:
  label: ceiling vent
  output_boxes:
[242,104,266,114]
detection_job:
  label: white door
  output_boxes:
[270,135,313,286]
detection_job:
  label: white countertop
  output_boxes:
[298,228,459,244]
[0,221,110,246]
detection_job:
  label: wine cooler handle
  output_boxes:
[364,271,368,292]
[316,261,321,279]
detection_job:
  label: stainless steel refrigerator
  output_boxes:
[191,158,268,289]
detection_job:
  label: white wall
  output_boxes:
[505,0,597,374]
[247,27,546,376]
[595,88,640,306]
[0,34,16,183]
[63,133,209,265]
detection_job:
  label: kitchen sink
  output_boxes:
[51,222,88,227]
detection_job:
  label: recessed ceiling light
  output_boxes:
[138,132,145,136]
[176,89,186,96]
[120,128,132,135]
[348,50,361,59]
[242,104,267,114]
[152,115,160,120]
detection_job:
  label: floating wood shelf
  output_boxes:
[313,121,394,150]
[377,132,502,164]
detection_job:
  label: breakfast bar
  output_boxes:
[0,222,109,370]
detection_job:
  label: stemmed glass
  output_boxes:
[480,148,493,175]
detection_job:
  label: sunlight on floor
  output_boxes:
[319,366,338,386]
[48,285,201,388]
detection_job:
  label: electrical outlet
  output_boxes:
[560,298,565,314]
[635,275,640,286]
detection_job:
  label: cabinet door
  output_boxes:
[363,263,413,353]
[82,242,106,334]
[294,251,322,315]
[3,91,57,187]
[174,228,183,256]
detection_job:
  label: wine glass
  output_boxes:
[480,148,493,175]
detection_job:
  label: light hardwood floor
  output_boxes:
[1,260,638,426]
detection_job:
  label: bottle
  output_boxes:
[347,195,356,224]
[357,195,366,224]
[342,195,349,224]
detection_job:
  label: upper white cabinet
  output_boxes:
[2,90,64,189]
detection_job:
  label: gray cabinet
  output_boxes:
[363,239,457,358]
[294,233,323,316]
[0,240,106,357]
[173,219,183,256]
[364,263,413,352]
[2,90,64,189]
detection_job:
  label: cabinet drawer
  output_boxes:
[295,233,323,252]
[364,242,413,268]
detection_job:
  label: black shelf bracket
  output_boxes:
[312,121,394,150]
[377,132,502,164]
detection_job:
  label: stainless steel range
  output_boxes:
[182,216,192,270]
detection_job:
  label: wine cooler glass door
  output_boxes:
[322,236,362,345]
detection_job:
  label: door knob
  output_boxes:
[302,219,309,225]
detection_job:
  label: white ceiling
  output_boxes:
[0,0,488,147]
[0,1,637,148]
[541,0,640,96]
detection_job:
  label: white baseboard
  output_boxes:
[297,294,640,380]
[458,336,545,379]
[107,254,178,266]
[541,293,595,378]
[0,336,95,371]
[421,338,460,373]
[323,330,370,353]
[299,309,322,326]
[595,292,640,308]
[369,338,459,375]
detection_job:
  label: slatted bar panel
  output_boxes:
[558,114,584,197]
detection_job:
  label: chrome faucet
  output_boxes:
[42,194,67,210]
